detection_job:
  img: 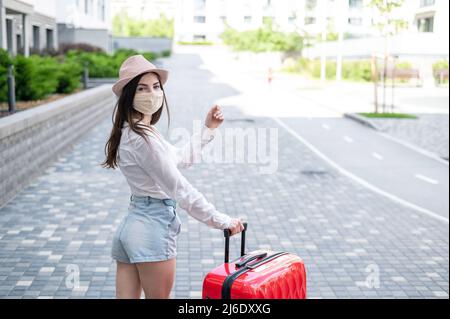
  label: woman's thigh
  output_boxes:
[116,261,142,299]
[136,258,176,299]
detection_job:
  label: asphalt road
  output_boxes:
[277,114,449,222]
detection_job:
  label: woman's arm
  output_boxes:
[132,134,232,230]
[167,105,225,169]
[165,124,218,169]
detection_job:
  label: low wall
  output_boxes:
[112,37,173,54]
[0,84,115,208]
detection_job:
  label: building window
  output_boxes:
[102,0,106,21]
[220,16,227,24]
[305,0,317,11]
[349,0,363,9]
[244,16,252,24]
[194,16,206,23]
[263,0,272,9]
[16,34,23,54]
[33,25,40,50]
[84,0,93,15]
[288,15,297,24]
[420,0,435,7]
[98,0,102,20]
[348,17,363,25]
[305,17,316,25]
[6,19,13,54]
[46,29,54,50]
[417,16,434,32]
[194,0,206,11]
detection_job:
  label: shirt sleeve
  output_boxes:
[165,124,217,169]
[132,133,233,230]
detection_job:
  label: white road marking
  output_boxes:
[344,136,354,143]
[377,131,449,167]
[322,124,331,131]
[415,174,439,185]
[291,90,448,166]
[273,117,449,224]
[372,153,384,160]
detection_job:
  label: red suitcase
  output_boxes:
[202,223,307,299]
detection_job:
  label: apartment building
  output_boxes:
[56,0,112,53]
[174,0,381,43]
[0,0,58,56]
[110,0,175,20]
[174,0,449,44]
[0,0,112,56]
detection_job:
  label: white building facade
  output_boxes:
[174,0,380,43]
[0,0,112,56]
[0,0,58,56]
[110,0,175,20]
[304,0,449,60]
[174,0,449,46]
[56,0,112,53]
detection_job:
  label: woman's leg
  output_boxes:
[116,261,142,299]
[136,258,176,299]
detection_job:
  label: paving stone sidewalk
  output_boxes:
[370,114,449,160]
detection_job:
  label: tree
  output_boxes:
[112,13,174,38]
[370,0,408,37]
[369,0,408,113]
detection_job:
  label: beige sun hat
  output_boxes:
[112,55,169,97]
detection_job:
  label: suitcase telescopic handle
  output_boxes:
[223,222,248,264]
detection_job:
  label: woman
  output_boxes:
[102,55,244,299]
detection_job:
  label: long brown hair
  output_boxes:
[101,72,171,169]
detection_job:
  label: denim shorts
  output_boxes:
[111,194,182,264]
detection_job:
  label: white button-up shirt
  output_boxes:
[118,121,233,230]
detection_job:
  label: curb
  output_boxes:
[344,113,383,131]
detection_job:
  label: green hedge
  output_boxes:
[433,60,449,73]
[1,48,171,103]
[0,50,83,102]
[65,48,170,78]
[14,55,55,101]
[220,21,303,53]
[283,58,372,82]
[0,49,12,103]
[433,59,449,83]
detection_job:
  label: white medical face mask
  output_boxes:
[133,91,164,115]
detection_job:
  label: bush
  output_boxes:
[56,61,83,94]
[160,49,171,57]
[65,48,166,78]
[433,59,449,73]
[395,61,412,69]
[1,47,165,104]
[113,13,174,38]
[342,60,372,82]
[0,49,13,103]
[14,55,59,101]
[10,54,81,101]
[220,21,303,53]
[59,43,105,55]
[432,59,449,83]
[66,50,117,78]
[283,57,373,82]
